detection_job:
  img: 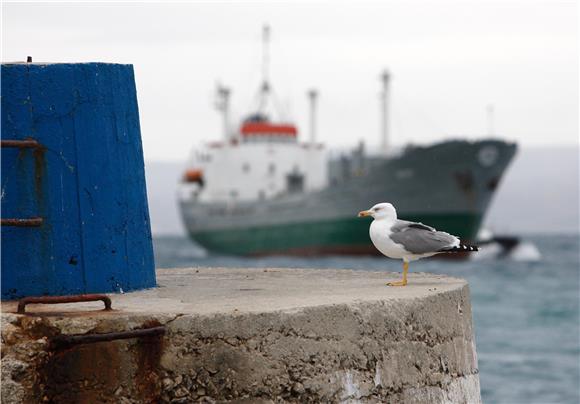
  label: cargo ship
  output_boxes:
[178,27,517,256]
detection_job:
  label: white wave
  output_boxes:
[470,241,542,262]
[508,241,542,262]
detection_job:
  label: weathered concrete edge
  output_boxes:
[2,279,470,337]
[156,283,480,402]
[1,281,480,403]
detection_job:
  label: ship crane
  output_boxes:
[308,89,318,144]
[250,24,286,121]
[214,83,231,142]
[241,25,298,143]
[258,24,271,113]
[486,104,495,136]
[380,69,390,155]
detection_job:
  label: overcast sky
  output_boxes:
[2,1,578,162]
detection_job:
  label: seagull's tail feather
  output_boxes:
[440,244,479,253]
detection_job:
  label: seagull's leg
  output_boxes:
[387,261,409,286]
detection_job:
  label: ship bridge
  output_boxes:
[240,113,297,143]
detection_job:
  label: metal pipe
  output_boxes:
[51,326,166,349]
[18,294,113,314]
[1,139,41,148]
[1,218,43,227]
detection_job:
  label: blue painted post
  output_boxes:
[1,63,156,299]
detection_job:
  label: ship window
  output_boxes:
[230,190,238,198]
[268,163,276,175]
[286,172,304,194]
[242,163,250,173]
[258,190,265,200]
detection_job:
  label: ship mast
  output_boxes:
[486,104,495,136]
[380,69,390,155]
[258,24,271,113]
[308,89,318,144]
[215,84,231,141]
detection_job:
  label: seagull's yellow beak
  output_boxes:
[358,210,372,217]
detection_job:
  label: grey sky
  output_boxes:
[2,1,578,161]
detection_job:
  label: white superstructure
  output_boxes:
[181,25,328,204]
[183,136,327,203]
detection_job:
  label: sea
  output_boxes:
[153,234,580,404]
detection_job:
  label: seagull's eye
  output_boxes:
[374,207,382,211]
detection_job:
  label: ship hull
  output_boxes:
[190,213,481,256]
[180,140,516,256]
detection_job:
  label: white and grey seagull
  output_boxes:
[358,202,478,286]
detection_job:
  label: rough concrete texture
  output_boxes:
[1,268,480,403]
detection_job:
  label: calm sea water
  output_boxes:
[153,234,580,404]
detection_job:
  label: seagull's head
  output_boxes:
[358,202,397,221]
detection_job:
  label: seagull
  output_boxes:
[358,202,478,286]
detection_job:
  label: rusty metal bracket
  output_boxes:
[1,138,45,228]
[1,139,41,149]
[1,218,44,227]
[17,294,113,314]
[51,326,166,349]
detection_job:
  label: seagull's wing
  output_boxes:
[390,220,459,254]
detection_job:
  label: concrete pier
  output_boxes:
[1,268,480,403]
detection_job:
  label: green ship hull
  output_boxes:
[180,139,516,256]
[192,213,482,256]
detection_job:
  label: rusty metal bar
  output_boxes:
[17,294,112,314]
[1,139,41,148]
[1,218,43,227]
[51,326,166,349]
[1,139,44,229]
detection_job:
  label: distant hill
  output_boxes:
[145,146,579,237]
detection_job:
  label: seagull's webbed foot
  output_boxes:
[386,261,409,287]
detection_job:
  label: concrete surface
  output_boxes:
[1,267,480,403]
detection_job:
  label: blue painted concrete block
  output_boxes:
[1,63,156,299]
